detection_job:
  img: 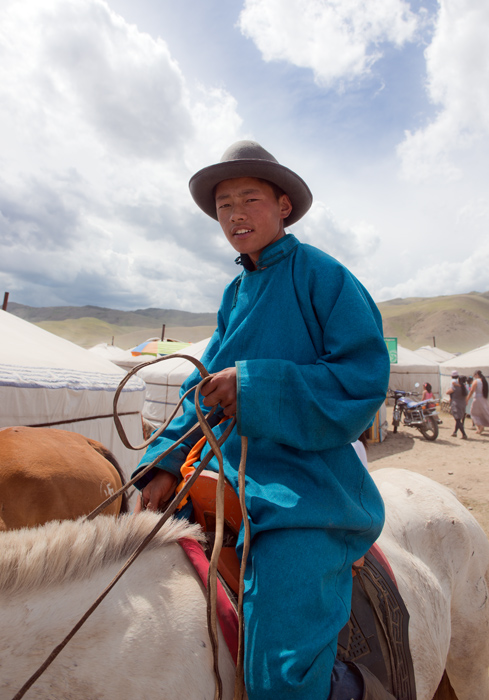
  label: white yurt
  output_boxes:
[88,342,130,362]
[414,345,456,364]
[0,310,146,477]
[135,337,211,426]
[88,342,146,371]
[388,344,441,396]
[439,343,489,396]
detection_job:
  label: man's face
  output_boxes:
[215,177,292,264]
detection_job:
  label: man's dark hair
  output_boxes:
[477,371,489,399]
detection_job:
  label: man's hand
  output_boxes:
[134,470,178,513]
[200,367,237,417]
[134,367,237,514]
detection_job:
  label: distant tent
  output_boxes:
[136,338,211,426]
[0,310,146,477]
[414,345,456,364]
[439,343,489,396]
[88,342,146,371]
[389,344,441,395]
[88,342,131,362]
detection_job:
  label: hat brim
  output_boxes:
[189,159,313,227]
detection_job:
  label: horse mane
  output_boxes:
[0,513,204,595]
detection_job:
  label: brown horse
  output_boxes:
[0,426,128,531]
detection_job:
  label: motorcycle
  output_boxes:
[388,385,441,441]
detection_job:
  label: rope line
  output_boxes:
[27,411,139,428]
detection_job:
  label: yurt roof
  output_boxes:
[414,345,456,364]
[136,337,211,425]
[0,311,144,398]
[88,343,130,360]
[88,342,145,370]
[439,343,489,371]
[391,345,439,371]
[439,343,489,395]
[0,310,145,474]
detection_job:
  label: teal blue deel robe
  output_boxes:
[133,233,390,699]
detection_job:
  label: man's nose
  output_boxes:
[230,203,246,221]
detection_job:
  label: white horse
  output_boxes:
[0,468,488,700]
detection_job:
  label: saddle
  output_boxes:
[178,464,417,700]
[338,551,417,700]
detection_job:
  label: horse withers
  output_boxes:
[0,426,128,531]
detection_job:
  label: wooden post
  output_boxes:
[433,336,436,347]
[2,292,9,311]
[161,324,165,341]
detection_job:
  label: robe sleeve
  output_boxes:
[236,264,390,450]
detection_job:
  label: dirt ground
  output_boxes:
[368,405,489,538]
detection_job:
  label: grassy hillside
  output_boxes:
[8,303,217,349]
[35,318,216,349]
[378,292,489,353]
[36,318,144,349]
[8,302,216,328]
[7,292,489,353]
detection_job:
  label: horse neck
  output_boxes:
[0,513,204,596]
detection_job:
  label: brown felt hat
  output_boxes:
[188,140,313,227]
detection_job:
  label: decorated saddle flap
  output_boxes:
[337,551,416,700]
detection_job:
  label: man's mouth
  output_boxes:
[233,228,253,237]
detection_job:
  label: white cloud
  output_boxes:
[238,0,419,87]
[40,2,193,161]
[298,202,380,267]
[398,0,489,181]
[0,0,244,310]
[1,0,487,317]
[375,238,489,300]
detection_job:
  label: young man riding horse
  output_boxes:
[132,141,392,700]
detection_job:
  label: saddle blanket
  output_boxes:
[179,537,239,664]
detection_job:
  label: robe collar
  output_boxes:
[235,233,299,272]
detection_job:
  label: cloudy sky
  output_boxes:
[1,0,488,312]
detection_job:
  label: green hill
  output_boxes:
[6,292,489,353]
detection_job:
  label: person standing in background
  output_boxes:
[447,375,468,439]
[467,370,489,435]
